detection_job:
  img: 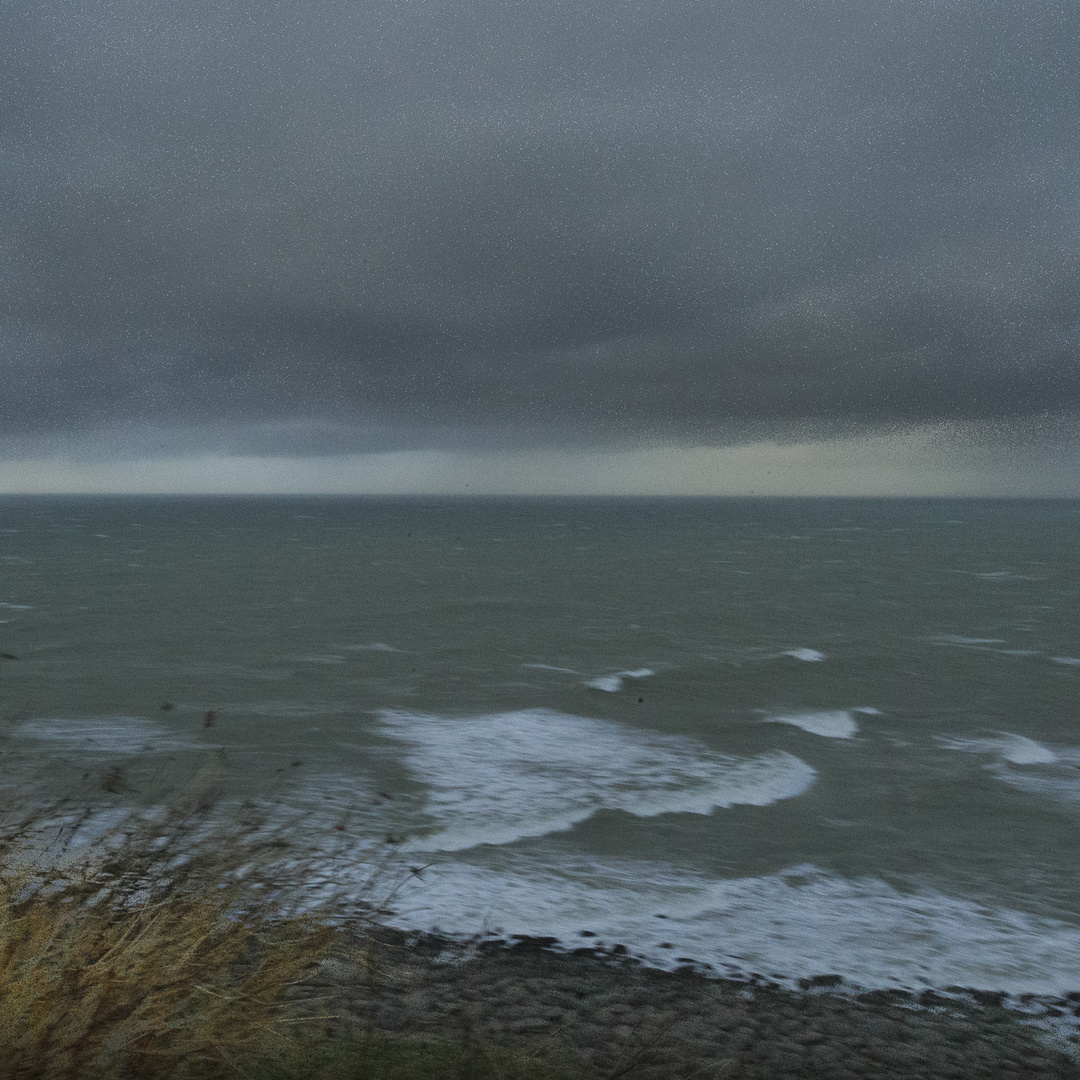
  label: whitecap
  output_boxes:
[1052,656,1080,666]
[584,668,655,692]
[765,710,859,739]
[781,648,826,662]
[378,708,815,851]
[937,732,1058,765]
[985,748,1080,804]
[523,663,580,673]
[584,675,624,692]
[342,642,402,652]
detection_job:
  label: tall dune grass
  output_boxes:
[0,791,340,1080]
[0,769,589,1080]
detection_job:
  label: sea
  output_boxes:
[2,495,1080,1003]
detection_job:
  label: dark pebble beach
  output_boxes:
[291,928,1080,1079]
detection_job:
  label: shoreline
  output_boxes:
[290,926,1080,1079]
[7,797,1079,1076]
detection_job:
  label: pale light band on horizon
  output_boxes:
[0,425,1076,497]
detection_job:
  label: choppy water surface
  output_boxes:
[2,495,1079,996]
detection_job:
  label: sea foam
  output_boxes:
[937,732,1058,765]
[383,855,1080,997]
[781,648,826,662]
[584,668,655,692]
[379,708,815,851]
[986,751,1080,805]
[765,710,859,739]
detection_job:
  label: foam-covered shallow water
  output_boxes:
[383,857,1080,999]
[380,708,816,851]
[2,495,1080,1001]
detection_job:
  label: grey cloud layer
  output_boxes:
[3,0,1078,453]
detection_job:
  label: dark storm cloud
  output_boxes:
[3,0,1079,455]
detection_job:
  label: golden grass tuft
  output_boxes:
[0,776,591,1080]
[0,801,337,1080]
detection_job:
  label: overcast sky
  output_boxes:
[2,0,1078,494]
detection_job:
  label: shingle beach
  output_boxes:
[293,928,1080,1079]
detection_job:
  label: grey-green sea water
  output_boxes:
[2,496,1079,995]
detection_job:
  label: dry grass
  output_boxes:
[0,766,595,1080]
[0,792,340,1080]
